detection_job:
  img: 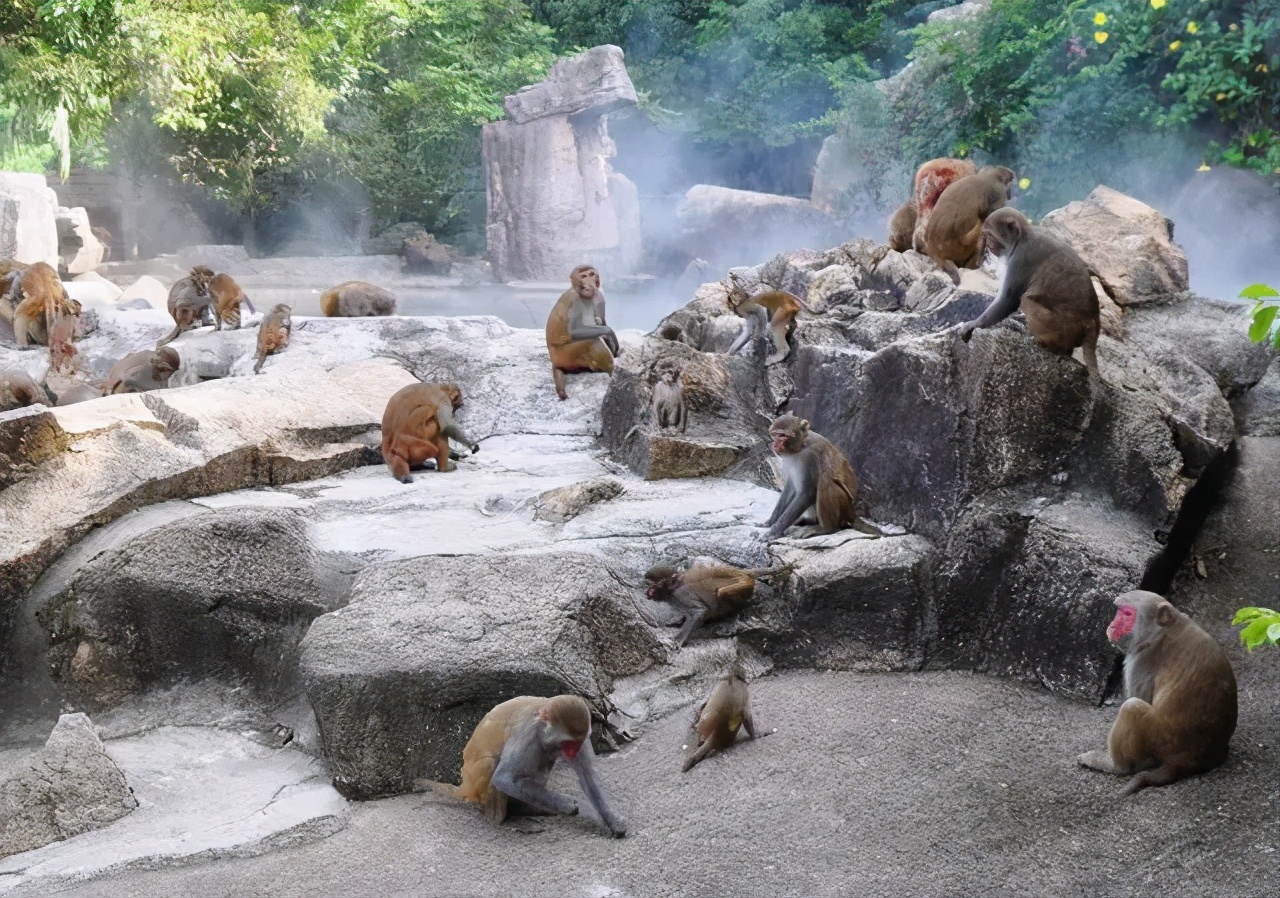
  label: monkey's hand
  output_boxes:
[604,332,620,357]
[604,816,627,838]
[470,443,481,454]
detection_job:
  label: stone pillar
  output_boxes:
[0,172,59,265]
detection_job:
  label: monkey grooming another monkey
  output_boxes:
[104,347,180,395]
[643,561,771,646]
[763,414,869,540]
[5,262,78,347]
[0,370,55,411]
[957,207,1101,380]
[319,280,397,317]
[158,266,216,346]
[922,165,1016,285]
[725,283,807,364]
[907,157,978,253]
[380,382,479,482]
[545,264,619,400]
[684,668,755,772]
[451,695,626,837]
[253,304,292,374]
[210,273,256,329]
[651,366,687,432]
[1078,590,1237,795]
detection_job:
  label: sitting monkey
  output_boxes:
[545,264,619,400]
[651,365,687,432]
[763,414,869,540]
[380,381,479,482]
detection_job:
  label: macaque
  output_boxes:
[763,414,865,540]
[210,273,256,329]
[91,225,113,262]
[253,304,292,374]
[0,260,27,300]
[887,199,918,252]
[957,207,1101,379]
[104,348,180,395]
[451,695,626,837]
[55,383,103,406]
[380,381,479,482]
[0,370,54,411]
[5,262,78,347]
[319,280,397,317]
[47,312,82,374]
[643,561,759,646]
[726,284,808,364]
[922,165,1016,285]
[1078,590,1237,795]
[683,668,755,772]
[908,157,978,252]
[545,264,619,400]
[157,266,216,346]
[651,366,687,432]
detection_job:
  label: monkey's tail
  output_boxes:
[682,742,716,773]
[743,562,797,581]
[412,779,464,801]
[242,296,257,314]
[1082,324,1100,381]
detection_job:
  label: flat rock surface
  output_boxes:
[12,666,1276,898]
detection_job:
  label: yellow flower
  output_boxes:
[1216,92,1227,101]
[1169,40,1182,51]
[1018,177,1031,190]
[1229,23,1238,31]
[1150,0,1166,8]
[1186,21,1199,33]
[1197,162,1211,172]
[1093,11,1108,25]
[1258,64,1270,73]
[1095,30,1109,43]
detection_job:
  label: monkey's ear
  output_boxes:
[1155,602,1176,626]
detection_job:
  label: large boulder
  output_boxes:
[675,185,840,271]
[0,172,59,266]
[483,46,642,281]
[55,207,105,275]
[0,713,137,859]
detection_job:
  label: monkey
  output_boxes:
[103,347,180,395]
[763,414,875,540]
[651,366,687,433]
[908,157,978,253]
[55,382,103,406]
[922,165,1016,285]
[47,312,81,374]
[887,198,918,252]
[319,280,397,317]
[0,260,27,302]
[209,273,256,329]
[725,282,809,365]
[683,668,755,772]
[91,225,113,262]
[253,304,292,374]
[1078,590,1237,795]
[446,695,626,837]
[956,207,1101,380]
[157,266,216,347]
[5,262,78,347]
[545,264,619,401]
[380,381,479,482]
[643,561,767,646]
[0,370,55,411]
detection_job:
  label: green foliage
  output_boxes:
[1241,283,1280,351]
[1232,607,1280,650]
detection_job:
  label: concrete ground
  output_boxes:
[16,661,1277,898]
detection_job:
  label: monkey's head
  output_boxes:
[725,285,750,312]
[571,265,600,300]
[190,266,215,293]
[271,303,292,317]
[643,565,681,599]
[982,207,1031,258]
[537,695,591,759]
[769,414,810,455]
[661,368,682,385]
[441,383,464,411]
[984,166,1017,199]
[1107,590,1175,649]
[152,347,180,380]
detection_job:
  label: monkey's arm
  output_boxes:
[766,455,819,539]
[763,476,796,528]
[959,254,1026,341]
[677,397,687,433]
[443,421,480,453]
[490,735,578,817]
[568,743,626,837]
[728,307,765,355]
[566,300,617,347]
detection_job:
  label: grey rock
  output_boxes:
[534,477,625,522]
[0,172,59,267]
[55,207,104,275]
[503,45,637,125]
[360,222,426,257]
[677,186,839,270]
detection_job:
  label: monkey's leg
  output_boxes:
[767,489,815,539]
[743,711,757,739]
[673,607,707,647]
[1123,764,1185,795]
[587,342,615,374]
[767,314,792,364]
[678,402,687,433]
[727,311,761,355]
[683,741,717,772]
[552,365,568,400]
[1081,322,1100,380]
[385,448,414,484]
[434,437,455,473]
[157,324,183,348]
[490,773,577,818]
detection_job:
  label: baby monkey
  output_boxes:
[684,667,756,772]
[651,365,687,432]
[254,304,292,373]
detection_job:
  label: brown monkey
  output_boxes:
[726,284,808,364]
[887,198,917,252]
[158,266,216,346]
[684,668,755,772]
[253,304,292,374]
[0,260,27,301]
[0,370,54,411]
[909,157,978,252]
[451,695,626,837]
[104,347,180,395]
[922,165,1016,285]
[1078,590,1237,794]
[55,382,103,406]
[7,262,77,347]
[957,207,1101,379]
[380,382,479,482]
[763,414,868,540]
[545,264,618,400]
[91,225,113,262]
[643,561,762,646]
[47,312,81,374]
[651,366,687,432]
[319,280,397,317]
[209,273,256,329]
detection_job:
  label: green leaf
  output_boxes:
[1232,607,1263,624]
[1249,304,1278,342]
[1268,623,1280,645]
[1239,283,1280,299]
[1241,618,1272,649]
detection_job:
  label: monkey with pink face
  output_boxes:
[1078,590,1237,794]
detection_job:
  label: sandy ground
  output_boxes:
[17,660,1278,898]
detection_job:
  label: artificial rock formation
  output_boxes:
[0,172,59,267]
[55,207,105,275]
[483,45,642,281]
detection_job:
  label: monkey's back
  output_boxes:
[545,290,576,349]
[684,565,755,615]
[1149,618,1238,768]
[925,173,1007,258]
[320,281,397,317]
[696,677,750,749]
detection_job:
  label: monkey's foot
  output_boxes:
[1076,750,1118,773]
[398,475,414,485]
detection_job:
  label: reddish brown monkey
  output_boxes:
[1077,590,1238,794]
[253,304,292,373]
[684,668,756,772]
[643,561,789,646]
[725,284,808,364]
[158,266,216,346]
[763,414,864,540]
[210,273,256,329]
[887,198,918,252]
[6,262,78,347]
[319,280,396,317]
[545,264,619,400]
[104,347,180,395]
[380,382,479,482]
[922,165,1016,285]
[0,370,54,411]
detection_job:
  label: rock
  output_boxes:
[299,552,661,798]
[176,245,255,275]
[115,275,169,311]
[55,207,104,275]
[0,172,59,267]
[1039,186,1190,306]
[360,222,426,256]
[676,186,839,270]
[483,46,642,281]
[71,271,122,302]
[534,477,625,522]
[810,133,864,214]
[402,232,456,275]
[503,45,637,125]
[64,279,121,311]
[0,713,137,859]
[927,0,994,24]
